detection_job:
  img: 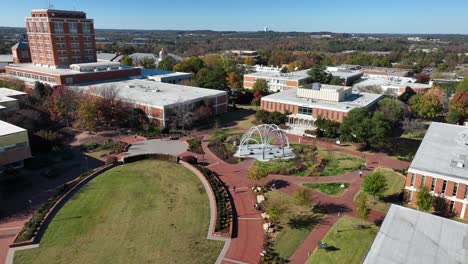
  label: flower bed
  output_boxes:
[207,130,242,164]
[195,165,232,234]
[187,137,205,154]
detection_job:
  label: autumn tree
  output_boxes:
[252,79,269,95]
[376,98,405,126]
[447,91,468,124]
[173,56,205,74]
[49,85,78,127]
[193,104,213,125]
[244,57,255,66]
[227,72,242,89]
[409,93,442,119]
[157,56,177,71]
[76,95,99,131]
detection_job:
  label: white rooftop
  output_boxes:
[0,88,27,97]
[72,79,226,108]
[6,63,136,76]
[0,120,26,136]
[245,69,310,81]
[364,204,468,264]
[409,122,468,180]
[355,79,432,89]
[261,87,383,112]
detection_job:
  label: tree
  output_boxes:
[49,85,78,127]
[447,91,468,124]
[294,188,312,206]
[173,56,205,74]
[362,172,388,200]
[140,57,156,69]
[196,67,228,90]
[157,56,177,71]
[409,93,442,119]
[227,72,242,89]
[368,112,391,148]
[193,105,213,125]
[307,65,331,83]
[265,201,284,224]
[32,81,52,101]
[247,165,267,180]
[244,57,255,66]
[252,79,269,95]
[169,99,193,131]
[456,78,468,92]
[377,98,404,126]
[121,55,133,66]
[417,187,432,211]
[76,95,99,131]
[356,193,370,219]
[315,117,340,138]
[338,108,371,143]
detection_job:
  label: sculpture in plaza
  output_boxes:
[234,124,295,161]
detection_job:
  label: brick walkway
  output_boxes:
[191,132,408,264]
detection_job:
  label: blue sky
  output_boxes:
[0,0,467,34]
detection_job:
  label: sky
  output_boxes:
[0,0,467,34]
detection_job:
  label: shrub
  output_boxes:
[182,155,198,165]
[248,165,268,180]
[82,142,100,151]
[187,137,204,154]
[294,188,312,206]
[356,193,370,219]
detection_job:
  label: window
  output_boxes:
[298,106,313,116]
[421,176,426,188]
[45,43,51,48]
[46,50,52,55]
[86,56,94,61]
[35,22,41,32]
[42,22,48,33]
[56,43,66,48]
[71,43,80,49]
[29,35,35,40]
[47,57,52,62]
[54,22,64,33]
[453,183,459,196]
[28,22,34,32]
[44,36,49,40]
[408,191,413,203]
[30,43,36,47]
[69,22,77,34]
[82,23,91,34]
[72,56,81,62]
[55,36,65,41]
[442,180,447,194]
[72,50,80,55]
[410,173,416,187]
[84,36,92,41]
[59,57,68,63]
[38,43,43,47]
[449,201,455,214]
[84,42,93,48]
[431,178,436,191]
[37,35,42,40]
[58,50,67,55]
[464,186,468,199]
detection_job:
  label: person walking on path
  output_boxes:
[359,170,362,177]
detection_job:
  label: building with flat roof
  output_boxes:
[0,55,13,73]
[364,204,468,264]
[326,65,363,86]
[354,78,432,95]
[71,79,227,127]
[146,71,192,84]
[0,120,31,169]
[0,87,28,112]
[244,69,311,92]
[362,66,413,78]
[405,122,468,219]
[260,83,383,136]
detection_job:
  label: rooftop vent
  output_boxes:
[312,83,321,90]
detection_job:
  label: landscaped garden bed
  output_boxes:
[207,129,243,164]
[247,145,364,179]
[82,139,127,159]
[187,137,205,154]
[196,165,232,234]
[303,182,349,196]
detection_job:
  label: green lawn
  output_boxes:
[267,191,322,260]
[354,167,405,213]
[14,160,223,264]
[303,183,349,196]
[307,216,378,264]
[318,149,364,176]
[86,149,112,159]
[218,107,256,129]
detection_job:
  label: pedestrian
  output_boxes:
[364,162,367,170]
[359,170,362,177]
[233,185,236,194]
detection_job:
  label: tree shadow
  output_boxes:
[374,217,384,227]
[265,179,290,189]
[324,246,340,251]
[380,191,403,204]
[287,214,322,229]
[313,202,352,215]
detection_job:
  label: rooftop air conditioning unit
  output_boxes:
[464,121,468,128]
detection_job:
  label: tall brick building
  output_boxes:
[25,9,96,67]
[405,122,468,219]
[5,9,140,85]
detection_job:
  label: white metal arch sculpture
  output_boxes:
[235,124,294,161]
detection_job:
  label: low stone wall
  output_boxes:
[122,153,177,163]
[10,163,118,248]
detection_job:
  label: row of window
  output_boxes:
[8,71,56,83]
[410,173,468,198]
[408,190,456,213]
[29,35,49,41]
[28,21,92,34]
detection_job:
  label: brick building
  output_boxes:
[72,79,228,127]
[5,9,140,85]
[260,83,383,136]
[11,41,31,64]
[405,122,468,219]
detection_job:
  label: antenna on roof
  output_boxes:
[48,0,54,9]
